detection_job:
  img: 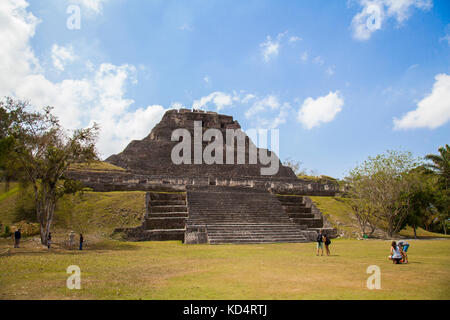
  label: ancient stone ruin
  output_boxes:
[69,109,338,244]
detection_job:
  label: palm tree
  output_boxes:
[425,144,450,190]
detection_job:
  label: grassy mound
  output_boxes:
[0,185,144,238]
[69,161,126,172]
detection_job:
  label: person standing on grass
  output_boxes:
[14,228,21,248]
[47,232,52,250]
[69,231,75,250]
[316,229,324,256]
[79,234,84,251]
[324,233,331,256]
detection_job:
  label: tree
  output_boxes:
[425,145,449,235]
[347,150,422,238]
[346,174,380,237]
[425,144,450,190]
[282,158,302,175]
[0,97,99,245]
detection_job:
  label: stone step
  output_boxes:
[288,213,315,219]
[207,232,306,237]
[149,205,188,213]
[186,186,307,245]
[141,229,185,241]
[209,239,307,244]
[145,217,187,229]
[207,226,305,230]
[209,237,307,242]
[149,193,186,201]
[149,212,189,218]
[291,218,323,228]
[281,202,306,207]
[283,206,311,213]
[150,200,186,206]
[276,195,304,203]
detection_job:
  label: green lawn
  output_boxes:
[0,239,449,300]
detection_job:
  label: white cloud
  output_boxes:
[70,0,108,14]
[191,91,291,129]
[51,44,76,71]
[170,102,185,109]
[192,92,234,111]
[313,56,324,65]
[289,36,302,43]
[351,0,433,40]
[259,32,289,63]
[0,0,167,158]
[297,91,344,129]
[301,52,308,62]
[440,25,450,46]
[326,66,335,76]
[394,73,450,130]
[245,95,280,118]
[241,94,256,104]
[179,23,193,31]
[441,34,450,46]
[253,103,291,129]
[260,35,280,63]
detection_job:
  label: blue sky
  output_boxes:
[1,0,449,178]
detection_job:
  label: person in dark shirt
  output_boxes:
[79,234,84,251]
[316,229,324,256]
[47,232,52,249]
[14,229,22,248]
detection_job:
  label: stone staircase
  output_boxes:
[115,192,187,241]
[276,194,337,240]
[185,186,308,244]
[277,195,323,228]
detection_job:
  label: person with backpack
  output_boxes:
[324,233,331,256]
[316,229,324,256]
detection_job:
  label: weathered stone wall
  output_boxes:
[67,170,338,196]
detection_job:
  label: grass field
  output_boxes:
[0,239,449,300]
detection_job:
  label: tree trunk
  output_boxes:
[37,187,56,245]
[413,226,417,239]
[4,178,10,192]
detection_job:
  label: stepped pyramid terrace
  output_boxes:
[68,109,338,244]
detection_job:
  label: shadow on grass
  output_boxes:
[2,240,141,257]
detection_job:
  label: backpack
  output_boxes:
[325,236,331,245]
[317,233,323,242]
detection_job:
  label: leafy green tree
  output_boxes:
[0,97,99,245]
[425,144,450,190]
[425,145,449,235]
[347,150,422,238]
